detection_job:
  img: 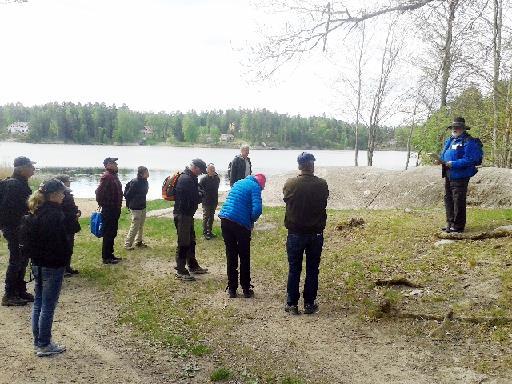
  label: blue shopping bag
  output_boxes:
[90,209,104,238]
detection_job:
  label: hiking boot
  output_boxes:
[103,258,119,265]
[135,241,148,248]
[449,227,464,233]
[227,288,237,298]
[36,341,66,357]
[304,303,319,315]
[242,288,254,298]
[189,266,208,274]
[175,272,196,281]
[1,295,27,306]
[18,291,34,302]
[284,304,300,315]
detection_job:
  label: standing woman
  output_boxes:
[22,179,71,357]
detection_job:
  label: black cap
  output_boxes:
[38,178,69,194]
[448,117,470,130]
[13,156,36,167]
[191,158,207,174]
[103,157,119,166]
[54,174,71,184]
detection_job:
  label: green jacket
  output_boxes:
[283,172,329,234]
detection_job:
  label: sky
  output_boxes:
[0,0,338,118]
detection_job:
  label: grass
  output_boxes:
[2,200,512,382]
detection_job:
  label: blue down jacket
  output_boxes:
[440,133,482,180]
[219,176,263,230]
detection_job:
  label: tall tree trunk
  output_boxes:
[504,75,512,168]
[354,24,366,167]
[440,0,458,108]
[492,0,503,165]
[405,105,418,170]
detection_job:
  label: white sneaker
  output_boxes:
[36,341,66,357]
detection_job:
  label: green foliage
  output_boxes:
[210,367,232,381]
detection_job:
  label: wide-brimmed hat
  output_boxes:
[447,117,470,130]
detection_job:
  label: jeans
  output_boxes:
[202,204,217,235]
[3,227,29,296]
[444,177,469,230]
[286,232,324,306]
[173,214,200,273]
[101,207,120,260]
[32,266,65,348]
[125,209,146,246]
[221,219,252,290]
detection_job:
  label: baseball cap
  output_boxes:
[103,157,119,166]
[254,173,266,189]
[39,178,70,194]
[13,156,36,167]
[191,158,207,174]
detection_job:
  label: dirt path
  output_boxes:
[0,276,211,384]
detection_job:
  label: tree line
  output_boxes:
[0,102,401,150]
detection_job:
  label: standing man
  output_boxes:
[283,152,329,315]
[229,144,252,187]
[124,166,150,250]
[437,117,483,233]
[174,159,209,281]
[0,156,35,306]
[95,157,123,264]
[199,163,220,240]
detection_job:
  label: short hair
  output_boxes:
[298,160,314,171]
[137,166,148,177]
[240,144,250,151]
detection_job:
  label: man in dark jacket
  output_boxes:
[124,166,149,250]
[95,157,123,264]
[173,159,208,281]
[436,117,483,233]
[229,145,252,187]
[199,163,220,240]
[55,175,81,276]
[1,156,35,306]
[283,152,329,315]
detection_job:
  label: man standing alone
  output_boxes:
[283,152,329,315]
[199,163,220,240]
[0,156,35,306]
[95,157,123,264]
[229,144,252,187]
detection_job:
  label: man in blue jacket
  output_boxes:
[219,173,265,298]
[437,117,483,233]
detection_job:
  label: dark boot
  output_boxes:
[2,294,27,306]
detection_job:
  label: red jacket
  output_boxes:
[95,170,123,209]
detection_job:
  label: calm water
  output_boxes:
[0,142,416,198]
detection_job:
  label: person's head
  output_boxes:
[207,163,216,177]
[103,157,118,172]
[297,152,316,173]
[240,144,250,159]
[254,173,266,190]
[448,117,469,138]
[137,166,149,179]
[55,174,71,188]
[13,156,36,179]
[189,158,207,176]
[28,178,68,213]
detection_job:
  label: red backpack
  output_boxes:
[161,172,181,201]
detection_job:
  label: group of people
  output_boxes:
[0,116,482,357]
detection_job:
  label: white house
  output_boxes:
[7,122,30,135]
[220,133,235,142]
[141,126,154,136]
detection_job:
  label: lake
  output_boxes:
[0,142,416,198]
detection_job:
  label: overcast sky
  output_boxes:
[0,0,341,118]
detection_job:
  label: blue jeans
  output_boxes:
[286,233,323,306]
[32,266,65,348]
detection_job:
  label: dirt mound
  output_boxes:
[263,166,512,209]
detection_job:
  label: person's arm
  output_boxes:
[175,176,194,213]
[283,180,293,203]
[229,158,237,186]
[95,175,110,206]
[449,140,481,169]
[3,181,28,224]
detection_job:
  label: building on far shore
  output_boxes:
[220,133,235,142]
[7,122,30,135]
[141,126,154,136]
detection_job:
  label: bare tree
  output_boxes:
[353,22,366,166]
[492,0,503,164]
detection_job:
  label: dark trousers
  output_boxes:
[173,214,200,273]
[66,233,75,268]
[286,232,324,306]
[221,219,251,290]
[101,207,120,260]
[3,227,29,296]
[202,204,217,235]
[444,177,469,230]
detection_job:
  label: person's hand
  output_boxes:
[445,161,453,168]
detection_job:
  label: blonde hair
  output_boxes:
[28,190,46,214]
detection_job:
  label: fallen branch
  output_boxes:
[375,278,422,288]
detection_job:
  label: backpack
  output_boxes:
[124,179,135,207]
[0,178,9,228]
[18,213,37,258]
[90,209,104,238]
[161,172,181,201]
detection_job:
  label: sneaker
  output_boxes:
[112,256,123,261]
[189,266,208,274]
[36,341,66,357]
[175,272,196,281]
[304,303,319,315]
[103,258,119,265]
[242,288,254,298]
[284,304,300,315]
[1,295,27,306]
[18,291,34,302]
[449,227,464,233]
[135,242,148,248]
[227,288,237,298]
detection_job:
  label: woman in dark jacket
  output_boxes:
[124,166,149,249]
[199,163,220,239]
[23,178,71,357]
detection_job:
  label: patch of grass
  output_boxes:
[210,367,232,381]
